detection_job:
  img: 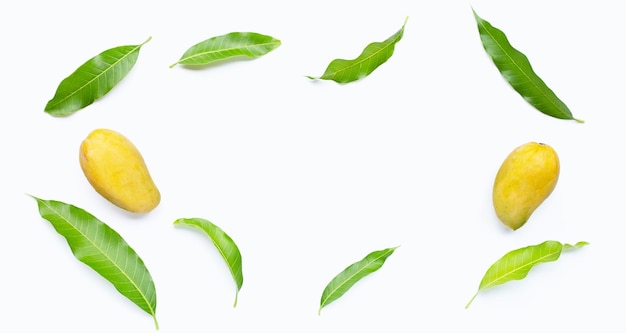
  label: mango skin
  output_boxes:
[492,142,559,230]
[79,128,160,213]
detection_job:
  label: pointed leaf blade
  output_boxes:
[472,10,583,122]
[169,32,281,68]
[31,196,158,329]
[319,246,398,314]
[174,218,244,307]
[44,37,151,117]
[307,17,408,83]
[466,240,588,308]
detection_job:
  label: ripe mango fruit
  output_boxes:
[492,142,559,230]
[79,128,160,213]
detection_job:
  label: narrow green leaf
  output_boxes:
[44,37,151,117]
[466,240,588,308]
[31,196,158,329]
[307,17,408,83]
[169,32,281,68]
[174,218,243,307]
[318,246,398,315]
[472,9,583,122]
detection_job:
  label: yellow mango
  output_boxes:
[79,128,160,213]
[492,142,559,230]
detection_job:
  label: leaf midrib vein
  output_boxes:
[43,200,155,316]
[47,44,141,110]
[176,220,242,288]
[482,248,559,290]
[179,41,279,63]
[209,229,242,288]
[478,18,565,116]
[321,250,390,307]
[323,33,401,79]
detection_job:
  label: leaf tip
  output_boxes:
[27,193,42,204]
[142,36,153,46]
[563,241,590,251]
[471,6,482,20]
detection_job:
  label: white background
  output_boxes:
[1,0,624,332]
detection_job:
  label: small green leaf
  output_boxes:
[44,37,151,117]
[472,9,583,122]
[319,246,398,315]
[307,17,408,83]
[169,32,281,68]
[174,218,243,307]
[466,240,588,308]
[31,196,158,329]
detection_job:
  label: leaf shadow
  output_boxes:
[304,75,369,86]
[110,203,161,222]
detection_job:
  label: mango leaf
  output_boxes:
[169,32,281,68]
[465,240,588,308]
[472,9,583,122]
[307,17,408,83]
[319,246,398,315]
[174,218,243,307]
[31,196,159,329]
[44,37,151,117]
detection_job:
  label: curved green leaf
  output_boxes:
[174,218,243,307]
[31,196,158,329]
[319,246,398,315]
[169,32,281,68]
[466,240,588,308]
[44,37,151,117]
[472,9,583,122]
[307,17,408,83]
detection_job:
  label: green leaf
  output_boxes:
[472,9,583,122]
[307,17,408,83]
[465,240,588,308]
[31,196,159,329]
[169,32,281,68]
[174,218,243,307]
[319,246,398,315]
[44,37,151,117]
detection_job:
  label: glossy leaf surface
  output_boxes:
[307,17,408,83]
[472,10,582,122]
[319,246,398,314]
[174,218,243,307]
[169,32,281,68]
[31,196,158,329]
[45,37,151,117]
[466,240,588,308]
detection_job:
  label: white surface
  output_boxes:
[1,0,624,331]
